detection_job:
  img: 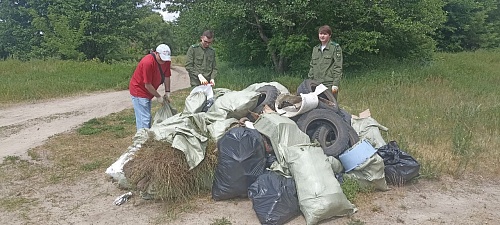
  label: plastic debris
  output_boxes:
[114,192,133,206]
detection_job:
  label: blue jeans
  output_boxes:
[131,96,152,130]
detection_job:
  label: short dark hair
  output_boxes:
[202,30,214,39]
[318,25,332,36]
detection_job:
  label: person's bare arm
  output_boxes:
[164,76,171,93]
[145,83,161,98]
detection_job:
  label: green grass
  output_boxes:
[210,217,232,225]
[77,115,133,138]
[80,159,107,172]
[215,61,304,91]
[1,50,499,222]
[341,50,500,178]
[0,197,33,212]
[0,59,134,104]
[2,50,499,180]
[340,177,363,202]
[3,155,20,163]
[0,56,186,105]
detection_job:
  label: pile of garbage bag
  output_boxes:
[105,79,420,225]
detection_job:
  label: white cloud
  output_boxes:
[159,11,179,22]
[154,2,178,22]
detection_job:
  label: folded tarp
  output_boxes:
[207,89,260,119]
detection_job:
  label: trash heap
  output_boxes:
[105,79,421,225]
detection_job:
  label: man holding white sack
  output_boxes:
[186,30,218,87]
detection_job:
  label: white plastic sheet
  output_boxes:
[275,84,328,117]
[190,84,214,100]
[105,129,149,187]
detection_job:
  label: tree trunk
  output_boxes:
[276,55,285,73]
[252,12,282,73]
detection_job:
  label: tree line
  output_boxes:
[1,0,499,73]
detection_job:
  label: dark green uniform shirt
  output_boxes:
[185,43,217,86]
[307,41,343,87]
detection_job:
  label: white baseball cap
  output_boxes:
[156,44,171,61]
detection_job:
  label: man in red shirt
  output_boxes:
[129,44,172,130]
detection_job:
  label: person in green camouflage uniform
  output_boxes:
[308,25,343,99]
[185,30,218,87]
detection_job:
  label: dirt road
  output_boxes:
[1,66,500,224]
[0,66,190,160]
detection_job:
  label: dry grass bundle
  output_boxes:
[124,138,218,202]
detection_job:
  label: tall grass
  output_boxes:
[0,59,134,104]
[215,61,304,91]
[341,50,500,178]
[1,51,499,223]
[0,56,186,104]
[2,51,499,179]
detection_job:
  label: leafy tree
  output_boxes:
[167,2,214,56]
[76,0,155,61]
[0,0,43,60]
[0,0,174,61]
[169,0,323,73]
[486,0,500,48]
[166,0,446,73]
[436,0,499,51]
[330,0,446,62]
[30,0,88,60]
[129,13,177,58]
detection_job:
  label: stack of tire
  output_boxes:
[294,79,359,157]
[246,80,359,157]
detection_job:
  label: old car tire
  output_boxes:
[296,109,350,156]
[296,79,339,111]
[312,125,350,157]
[335,108,359,147]
[247,85,279,121]
[345,122,360,147]
[337,108,352,124]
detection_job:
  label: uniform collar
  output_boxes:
[317,43,331,51]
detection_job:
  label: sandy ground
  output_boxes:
[1,66,500,224]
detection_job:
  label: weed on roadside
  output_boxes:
[341,176,377,203]
[27,149,41,160]
[210,217,232,225]
[3,155,20,163]
[0,197,33,212]
[80,159,107,172]
[77,118,126,137]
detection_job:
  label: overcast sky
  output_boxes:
[155,2,179,22]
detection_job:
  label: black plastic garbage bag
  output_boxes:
[377,141,420,185]
[248,171,301,225]
[212,127,266,200]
